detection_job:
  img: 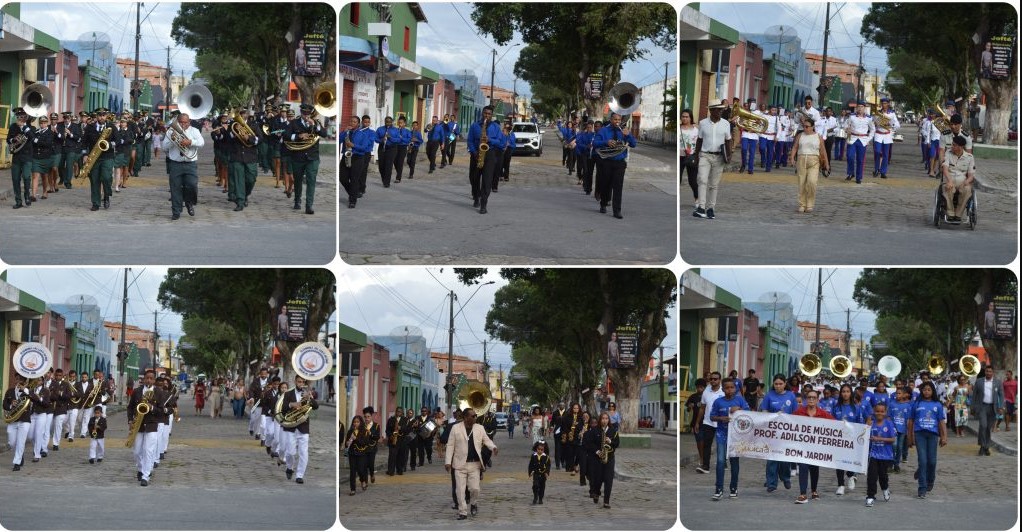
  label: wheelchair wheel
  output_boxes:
[932,188,943,227]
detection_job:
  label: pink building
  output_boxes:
[722,308,761,378]
[41,49,82,115]
[350,342,393,426]
[726,39,766,108]
[38,310,70,372]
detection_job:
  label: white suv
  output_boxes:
[511,122,543,156]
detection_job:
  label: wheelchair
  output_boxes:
[932,175,977,230]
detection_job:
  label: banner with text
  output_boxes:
[727,411,870,474]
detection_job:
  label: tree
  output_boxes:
[460,268,676,433]
[178,316,241,376]
[663,81,678,130]
[853,269,1017,373]
[871,315,939,376]
[471,3,675,119]
[861,3,1018,145]
[171,3,335,106]
[507,344,574,408]
[158,269,336,379]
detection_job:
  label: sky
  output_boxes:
[5,268,184,341]
[339,268,680,371]
[698,2,892,78]
[697,268,879,340]
[17,2,199,78]
[413,3,677,98]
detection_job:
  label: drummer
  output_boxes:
[413,406,437,467]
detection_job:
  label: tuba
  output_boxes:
[21,83,53,120]
[231,108,257,147]
[169,83,214,158]
[456,379,491,413]
[799,353,823,377]
[927,354,946,376]
[3,384,32,424]
[877,355,902,380]
[731,102,769,134]
[931,103,952,135]
[597,82,641,158]
[125,389,154,447]
[829,355,853,378]
[959,355,981,378]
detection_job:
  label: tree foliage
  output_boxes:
[471,3,675,118]
[872,315,939,377]
[460,268,676,433]
[861,3,1018,144]
[171,3,335,106]
[177,316,241,376]
[853,269,1017,373]
[158,269,336,379]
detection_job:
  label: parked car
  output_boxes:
[494,411,508,429]
[511,122,543,156]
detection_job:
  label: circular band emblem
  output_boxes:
[292,342,332,381]
[733,413,754,435]
[14,342,53,379]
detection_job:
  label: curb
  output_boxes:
[615,464,676,483]
[962,423,1017,457]
[974,176,1018,197]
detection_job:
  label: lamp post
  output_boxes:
[490,44,520,104]
[446,281,496,415]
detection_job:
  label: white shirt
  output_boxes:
[983,378,994,404]
[873,108,900,142]
[846,115,874,144]
[797,106,822,131]
[697,117,732,153]
[776,116,790,142]
[814,116,837,138]
[162,123,205,162]
[763,113,779,136]
[700,386,725,428]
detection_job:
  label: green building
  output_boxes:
[68,325,97,376]
[765,56,796,109]
[760,321,790,380]
[678,4,739,118]
[0,273,47,392]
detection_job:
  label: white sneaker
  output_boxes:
[883,489,891,501]
[865,497,875,507]
[695,466,709,474]
[836,486,845,496]
[847,476,856,490]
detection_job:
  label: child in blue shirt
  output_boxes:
[831,384,863,495]
[886,386,913,472]
[710,378,749,500]
[907,381,947,498]
[865,403,897,507]
[759,373,796,491]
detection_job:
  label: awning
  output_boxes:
[679,271,741,317]
[0,279,46,319]
[339,36,438,83]
[338,322,367,354]
[679,6,739,50]
[0,13,61,58]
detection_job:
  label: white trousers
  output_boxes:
[6,424,16,449]
[51,413,67,447]
[158,422,170,455]
[293,431,309,479]
[43,413,54,447]
[262,415,275,447]
[249,405,261,435]
[133,430,159,481]
[274,421,287,455]
[31,413,47,458]
[89,438,105,459]
[10,422,30,465]
[454,461,483,516]
[281,430,296,469]
[66,409,80,439]
[81,405,106,436]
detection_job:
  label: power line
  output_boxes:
[448,2,493,51]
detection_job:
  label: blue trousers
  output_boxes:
[765,459,790,489]
[833,138,846,160]
[741,138,757,173]
[926,140,940,173]
[893,432,907,463]
[846,141,867,182]
[715,436,739,491]
[873,142,892,174]
[773,139,789,167]
[921,140,930,163]
[759,138,775,171]
[914,430,938,493]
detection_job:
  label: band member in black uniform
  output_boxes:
[559,402,582,475]
[211,114,231,195]
[577,411,593,486]
[44,112,61,195]
[285,103,328,214]
[466,105,506,214]
[339,116,360,208]
[407,120,424,180]
[528,440,551,504]
[275,106,293,197]
[584,411,620,508]
[479,410,498,468]
[87,405,107,464]
[83,108,116,211]
[362,406,380,483]
[413,406,435,466]
[48,369,71,452]
[551,402,567,469]
[345,414,373,495]
[112,117,134,193]
[63,112,84,189]
[386,406,409,475]
[406,407,421,471]
[228,108,261,212]
[30,115,56,202]
[55,112,71,189]
[128,370,169,486]
[7,107,34,208]
[4,376,33,470]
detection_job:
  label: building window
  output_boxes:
[349,3,359,26]
[404,27,410,52]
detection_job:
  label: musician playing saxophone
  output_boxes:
[406,120,424,180]
[583,411,620,508]
[162,112,204,220]
[128,369,168,487]
[339,116,361,209]
[592,112,636,219]
[82,108,116,211]
[281,375,318,484]
[7,108,35,208]
[385,405,409,475]
[466,105,507,214]
[286,103,328,215]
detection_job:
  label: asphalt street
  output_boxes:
[340,427,677,530]
[680,140,1018,265]
[0,132,337,265]
[339,130,678,265]
[679,427,1018,530]
[0,392,336,530]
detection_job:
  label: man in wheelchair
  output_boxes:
[940,135,975,222]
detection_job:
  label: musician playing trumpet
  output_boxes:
[592,112,636,219]
[87,405,107,464]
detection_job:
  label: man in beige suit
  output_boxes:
[444,408,498,520]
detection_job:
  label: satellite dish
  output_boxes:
[76,32,111,47]
[64,295,101,326]
[758,291,792,306]
[763,25,799,60]
[390,325,423,337]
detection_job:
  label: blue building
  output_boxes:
[445,70,485,126]
[370,332,442,412]
[61,37,124,113]
[744,300,805,378]
[742,32,814,111]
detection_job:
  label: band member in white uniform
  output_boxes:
[844,102,874,184]
[737,99,760,174]
[871,98,900,179]
[281,375,318,484]
[3,377,33,470]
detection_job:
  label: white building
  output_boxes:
[638,78,676,144]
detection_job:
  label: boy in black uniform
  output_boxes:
[87,406,107,464]
[362,406,380,482]
[528,440,550,504]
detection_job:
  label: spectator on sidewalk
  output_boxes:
[695,372,725,474]
[685,379,706,470]
[1000,370,1017,431]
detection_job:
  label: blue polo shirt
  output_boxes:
[710,394,749,441]
[760,390,797,414]
[887,400,912,434]
[869,418,897,460]
[832,402,863,423]
[911,399,945,434]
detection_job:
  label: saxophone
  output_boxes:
[389,416,402,446]
[77,126,113,179]
[343,128,354,168]
[563,413,578,444]
[125,389,154,448]
[599,427,613,464]
[476,120,489,170]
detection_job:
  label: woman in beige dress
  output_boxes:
[788,115,829,213]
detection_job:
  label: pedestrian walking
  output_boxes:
[693,103,732,220]
[528,440,550,504]
[865,403,896,507]
[789,114,828,214]
[908,381,947,498]
[970,365,1004,455]
[709,377,748,500]
[445,407,498,520]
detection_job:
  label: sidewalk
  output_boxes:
[963,419,1018,456]
[614,430,677,483]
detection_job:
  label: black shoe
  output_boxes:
[171,213,180,220]
[296,478,304,484]
[52,446,58,452]
[138,471,143,481]
[470,505,478,516]
[160,453,165,461]
[479,207,487,214]
[880,173,887,179]
[293,202,301,210]
[599,206,607,213]
[472,199,480,208]
[13,465,21,471]
[97,459,102,463]
[286,468,293,479]
[41,452,47,458]
[305,208,314,215]
[103,199,109,209]
[613,212,623,219]
[140,480,149,487]
[693,207,707,218]
[13,203,22,209]
[187,204,195,216]
[250,430,254,436]
[348,201,356,208]
[395,178,401,183]
[707,208,716,219]
[91,205,99,211]
[457,515,467,520]
[266,446,272,456]
[234,204,244,212]
[153,462,158,468]
[845,175,853,181]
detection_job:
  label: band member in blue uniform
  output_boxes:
[592,112,636,219]
[466,105,506,214]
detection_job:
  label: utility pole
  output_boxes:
[489,49,496,103]
[814,268,823,355]
[165,46,171,120]
[132,2,141,112]
[817,2,831,108]
[512,77,517,119]
[845,308,852,375]
[482,339,488,379]
[446,290,455,415]
[118,268,129,405]
[153,310,159,372]
[662,61,669,146]
[856,43,864,104]
[658,346,666,431]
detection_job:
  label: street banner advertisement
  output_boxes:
[727,411,870,474]
[984,294,1017,340]
[276,296,309,341]
[612,324,639,368]
[296,32,326,77]
[585,73,603,100]
[981,35,1015,80]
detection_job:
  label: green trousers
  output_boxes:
[290,158,319,209]
[10,160,32,204]
[63,151,81,187]
[230,160,257,208]
[257,141,269,170]
[89,158,114,207]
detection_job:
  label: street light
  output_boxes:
[446,281,497,416]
